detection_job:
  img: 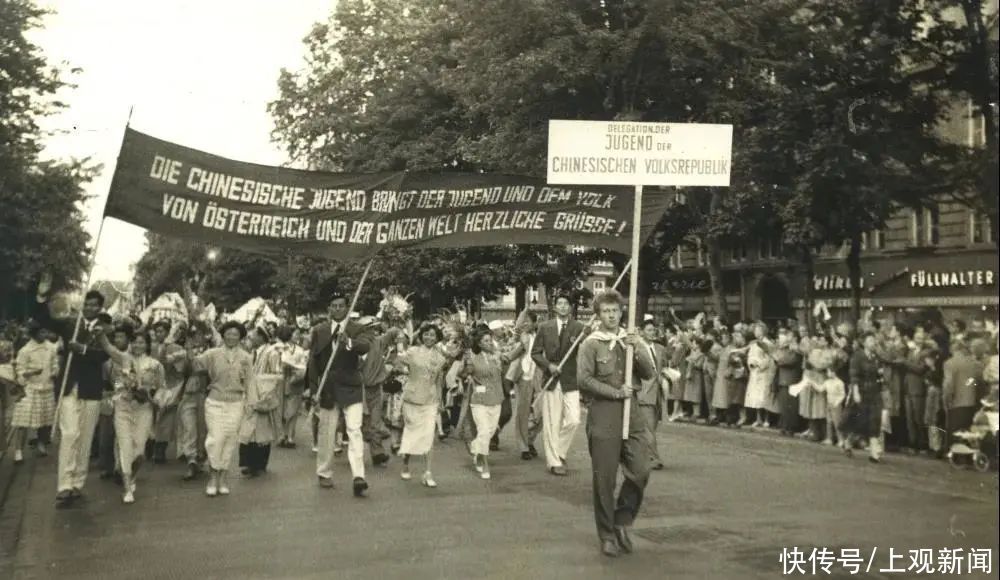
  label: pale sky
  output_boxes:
[31,0,336,282]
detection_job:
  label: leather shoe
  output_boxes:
[521,451,533,460]
[614,526,633,554]
[651,462,664,471]
[601,539,620,558]
[318,476,335,489]
[372,453,389,467]
[528,445,538,458]
[550,466,567,476]
[353,477,369,497]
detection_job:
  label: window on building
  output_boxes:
[861,229,885,251]
[527,287,540,304]
[968,99,987,148]
[696,238,707,267]
[669,248,683,270]
[970,211,993,244]
[592,280,606,293]
[911,206,940,247]
[758,235,782,260]
[732,244,748,263]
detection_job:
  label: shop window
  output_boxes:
[592,280,606,293]
[970,211,993,244]
[527,287,540,304]
[911,206,940,247]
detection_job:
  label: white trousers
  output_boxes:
[470,404,502,457]
[541,386,581,468]
[56,391,101,492]
[316,403,364,480]
[204,398,242,471]
[114,401,153,477]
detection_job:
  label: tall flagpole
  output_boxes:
[52,107,133,439]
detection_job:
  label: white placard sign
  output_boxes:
[547,120,733,186]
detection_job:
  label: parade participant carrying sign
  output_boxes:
[576,290,657,558]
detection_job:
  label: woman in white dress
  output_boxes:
[98,327,165,504]
[10,322,58,464]
[395,324,461,487]
[461,328,510,480]
[744,322,777,428]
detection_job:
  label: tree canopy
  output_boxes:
[0,0,95,319]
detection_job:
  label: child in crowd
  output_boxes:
[820,367,846,450]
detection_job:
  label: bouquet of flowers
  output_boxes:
[378,287,413,327]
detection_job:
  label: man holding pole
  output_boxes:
[306,294,375,497]
[33,284,109,507]
[531,293,585,476]
[577,289,656,558]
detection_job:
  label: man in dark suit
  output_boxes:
[306,295,374,497]
[531,294,585,476]
[33,284,109,507]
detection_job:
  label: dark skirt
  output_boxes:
[840,397,882,438]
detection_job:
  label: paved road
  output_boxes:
[1,415,997,580]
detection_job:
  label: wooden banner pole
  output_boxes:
[312,258,375,407]
[622,185,643,440]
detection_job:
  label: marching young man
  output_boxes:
[531,294,584,476]
[34,282,110,508]
[577,290,657,558]
[306,295,374,497]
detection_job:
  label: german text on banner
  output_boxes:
[105,129,673,261]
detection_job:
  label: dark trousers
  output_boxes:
[777,386,799,434]
[904,397,926,450]
[362,385,389,458]
[945,406,976,450]
[239,443,272,473]
[490,395,513,448]
[97,415,116,474]
[587,400,652,542]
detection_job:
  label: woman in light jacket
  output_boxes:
[10,322,58,464]
[238,327,283,477]
[744,322,777,428]
[395,324,460,487]
[99,326,164,504]
[461,327,511,480]
[193,321,252,497]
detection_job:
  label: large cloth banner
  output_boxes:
[105,129,673,261]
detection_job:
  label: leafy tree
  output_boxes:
[931,0,999,240]
[765,0,965,323]
[0,0,94,319]
[269,0,601,313]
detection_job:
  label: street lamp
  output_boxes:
[206,248,220,262]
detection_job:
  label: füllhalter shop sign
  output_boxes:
[910,269,996,288]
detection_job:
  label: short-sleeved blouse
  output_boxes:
[194,346,253,403]
[397,345,447,406]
